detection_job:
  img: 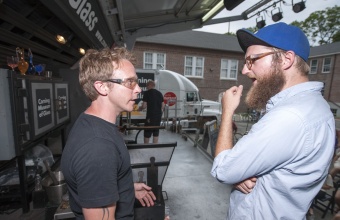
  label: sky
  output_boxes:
[195,0,338,34]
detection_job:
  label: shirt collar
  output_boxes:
[266,81,324,112]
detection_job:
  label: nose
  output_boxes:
[242,63,250,75]
[135,84,142,93]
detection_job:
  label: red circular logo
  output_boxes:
[164,92,177,106]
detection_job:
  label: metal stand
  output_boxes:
[1,70,69,213]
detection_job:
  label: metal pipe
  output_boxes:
[204,0,284,25]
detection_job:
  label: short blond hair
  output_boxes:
[79,47,135,101]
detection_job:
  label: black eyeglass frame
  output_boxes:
[245,51,280,70]
[105,77,139,90]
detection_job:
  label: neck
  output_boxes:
[282,70,309,91]
[85,99,119,124]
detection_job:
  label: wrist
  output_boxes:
[222,111,234,120]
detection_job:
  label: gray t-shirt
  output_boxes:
[61,113,134,220]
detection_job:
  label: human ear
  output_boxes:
[94,81,109,96]
[282,51,295,70]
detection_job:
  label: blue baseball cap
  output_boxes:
[236,22,310,62]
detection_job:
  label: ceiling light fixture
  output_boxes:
[56,34,67,44]
[79,48,86,55]
[56,32,73,45]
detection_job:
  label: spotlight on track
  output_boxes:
[256,16,266,29]
[292,0,306,13]
[271,7,283,22]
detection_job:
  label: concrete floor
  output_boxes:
[0,122,338,220]
[160,130,231,220]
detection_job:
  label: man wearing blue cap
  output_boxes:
[211,22,335,219]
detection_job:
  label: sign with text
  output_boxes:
[36,89,52,128]
[164,92,177,106]
[31,82,55,138]
[55,83,70,124]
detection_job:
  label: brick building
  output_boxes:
[308,43,340,117]
[132,30,340,115]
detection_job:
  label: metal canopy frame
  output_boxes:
[0,0,272,70]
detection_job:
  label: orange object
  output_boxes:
[16,47,28,75]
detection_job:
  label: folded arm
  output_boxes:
[234,177,258,194]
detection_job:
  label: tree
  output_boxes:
[290,5,340,45]
[332,31,340,42]
[225,26,257,35]
[244,26,258,33]
[225,32,236,36]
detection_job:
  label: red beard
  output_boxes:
[245,66,286,110]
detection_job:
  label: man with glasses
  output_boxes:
[61,48,159,220]
[211,22,335,219]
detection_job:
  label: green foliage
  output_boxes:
[234,26,258,34]
[245,26,258,33]
[290,5,340,45]
[332,31,340,42]
[290,20,303,28]
[225,32,236,36]
[224,27,257,35]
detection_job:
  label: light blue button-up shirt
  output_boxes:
[211,82,335,220]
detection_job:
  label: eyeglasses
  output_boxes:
[106,77,139,90]
[245,51,279,70]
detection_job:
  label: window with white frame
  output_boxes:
[322,57,331,73]
[220,59,238,80]
[309,59,318,74]
[184,56,204,77]
[143,52,166,69]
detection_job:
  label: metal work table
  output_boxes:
[125,126,165,143]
